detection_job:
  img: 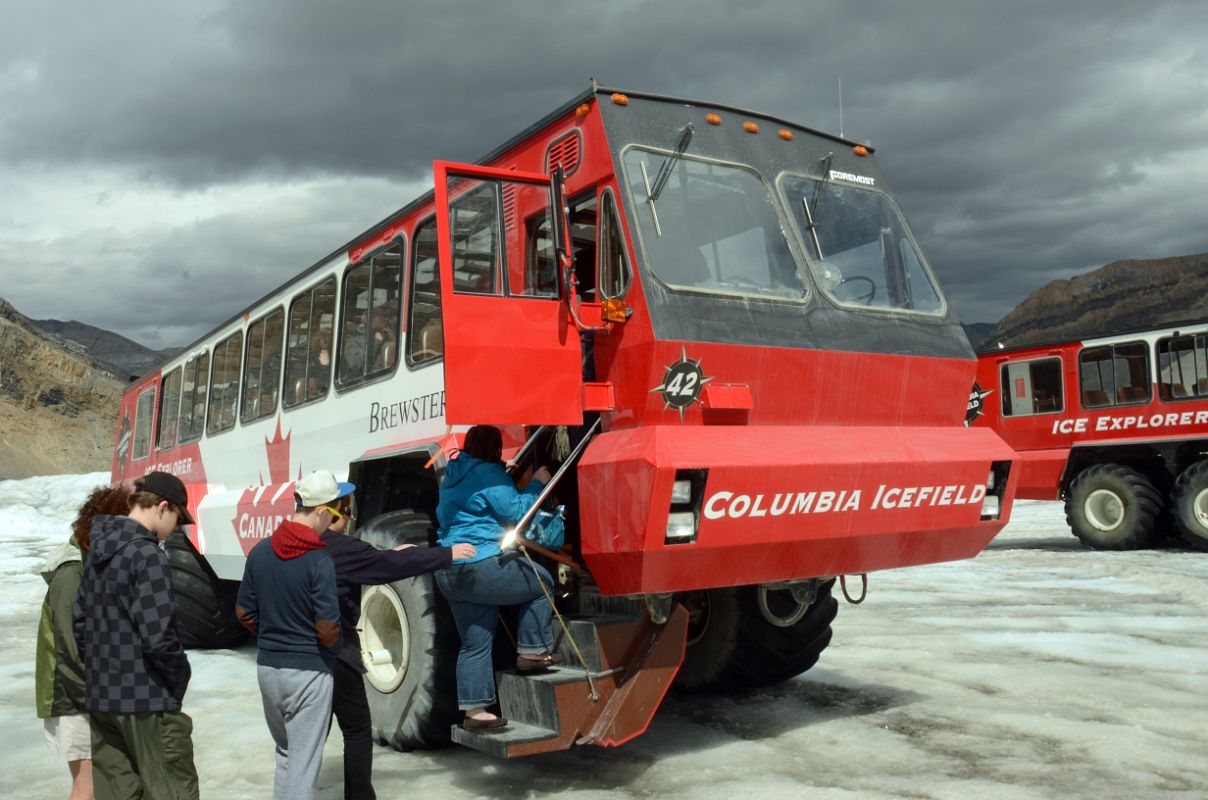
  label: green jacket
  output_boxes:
[36,538,86,719]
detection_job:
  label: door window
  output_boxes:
[999,357,1063,416]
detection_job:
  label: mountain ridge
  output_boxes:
[0,298,124,479]
[983,252,1208,350]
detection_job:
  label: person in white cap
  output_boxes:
[235,469,350,800]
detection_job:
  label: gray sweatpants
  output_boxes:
[257,665,334,800]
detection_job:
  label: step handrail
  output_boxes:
[508,418,601,540]
[505,425,548,477]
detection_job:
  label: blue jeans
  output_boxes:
[435,554,554,709]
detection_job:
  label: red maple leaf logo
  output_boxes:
[230,417,301,555]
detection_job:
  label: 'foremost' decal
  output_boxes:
[829,169,875,186]
[704,483,986,520]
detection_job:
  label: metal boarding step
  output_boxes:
[450,610,689,758]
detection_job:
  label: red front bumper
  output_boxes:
[577,425,1018,595]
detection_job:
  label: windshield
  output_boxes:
[780,174,944,314]
[622,147,805,301]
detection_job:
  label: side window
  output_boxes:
[285,278,337,407]
[132,387,156,461]
[407,219,443,366]
[527,192,596,300]
[999,357,1064,416]
[337,243,403,387]
[1080,342,1150,408]
[156,368,182,451]
[242,309,285,423]
[179,352,210,443]
[207,331,242,435]
[1157,334,1208,401]
[599,189,632,299]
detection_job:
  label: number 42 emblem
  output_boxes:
[651,347,713,420]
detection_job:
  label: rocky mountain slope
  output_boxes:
[984,252,1208,350]
[0,299,124,479]
[30,318,170,381]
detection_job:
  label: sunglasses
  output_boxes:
[322,504,353,523]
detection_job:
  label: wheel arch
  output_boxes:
[347,446,444,543]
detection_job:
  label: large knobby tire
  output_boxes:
[1171,460,1208,551]
[355,510,459,750]
[1064,463,1162,550]
[674,580,837,692]
[163,531,248,650]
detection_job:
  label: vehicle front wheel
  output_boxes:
[1171,460,1208,551]
[355,510,459,750]
[1064,464,1162,550]
[674,580,837,692]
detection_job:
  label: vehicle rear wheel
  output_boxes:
[1171,460,1208,551]
[356,510,459,750]
[163,531,248,650]
[1064,463,1162,550]
[674,579,837,692]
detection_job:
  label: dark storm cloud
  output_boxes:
[3,0,1208,343]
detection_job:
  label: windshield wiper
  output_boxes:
[801,153,834,258]
[649,123,694,203]
[640,123,695,238]
[808,152,834,220]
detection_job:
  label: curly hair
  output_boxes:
[72,484,134,553]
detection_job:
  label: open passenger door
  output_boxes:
[433,161,584,425]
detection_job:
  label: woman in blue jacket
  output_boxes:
[435,425,556,731]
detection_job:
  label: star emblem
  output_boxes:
[650,347,713,421]
[966,382,993,427]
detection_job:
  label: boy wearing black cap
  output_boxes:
[73,470,198,800]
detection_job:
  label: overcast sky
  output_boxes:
[3,0,1208,349]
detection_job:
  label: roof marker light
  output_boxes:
[743,121,759,133]
[611,93,629,106]
[706,113,722,125]
[853,145,869,156]
[576,103,590,117]
[778,128,793,140]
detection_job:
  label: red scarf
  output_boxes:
[271,520,326,560]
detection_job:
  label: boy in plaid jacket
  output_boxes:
[73,471,198,800]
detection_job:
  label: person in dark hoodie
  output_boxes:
[38,482,131,800]
[236,470,345,800]
[319,495,476,800]
[72,471,197,800]
[434,424,556,731]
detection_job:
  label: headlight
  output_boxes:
[980,495,1000,520]
[666,512,697,540]
[671,479,693,504]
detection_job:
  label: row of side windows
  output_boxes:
[146,242,419,455]
[999,333,1208,418]
[135,186,631,458]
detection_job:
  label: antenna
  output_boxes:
[839,77,844,139]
